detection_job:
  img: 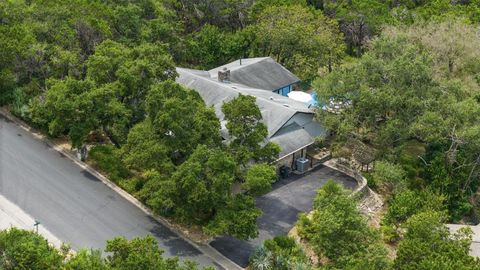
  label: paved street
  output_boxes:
[0,115,221,268]
[0,193,63,248]
[210,165,358,267]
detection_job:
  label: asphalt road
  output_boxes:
[0,115,221,268]
[210,165,358,267]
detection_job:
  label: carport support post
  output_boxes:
[291,152,295,170]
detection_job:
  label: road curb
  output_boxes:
[0,108,243,270]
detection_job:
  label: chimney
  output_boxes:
[218,67,230,83]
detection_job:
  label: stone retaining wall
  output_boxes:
[323,159,369,197]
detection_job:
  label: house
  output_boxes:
[176,57,325,171]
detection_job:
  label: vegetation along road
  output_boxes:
[0,115,222,269]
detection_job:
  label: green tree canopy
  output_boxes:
[394,211,480,270]
[145,81,221,163]
[105,236,202,270]
[0,228,64,270]
[242,163,277,196]
[248,4,345,79]
[222,94,280,166]
[297,181,390,269]
[139,145,262,239]
[0,228,209,270]
[315,27,480,219]
[30,78,130,149]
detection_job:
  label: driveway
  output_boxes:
[0,115,221,268]
[210,165,358,267]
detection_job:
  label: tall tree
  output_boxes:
[141,145,262,239]
[86,40,177,125]
[248,4,345,79]
[297,181,390,269]
[222,94,280,166]
[0,228,208,270]
[105,236,203,270]
[144,81,221,163]
[0,228,65,270]
[315,24,480,219]
[394,211,480,270]
[30,78,130,154]
[384,18,480,77]
[321,0,392,57]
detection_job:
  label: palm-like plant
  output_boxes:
[250,245,273,270]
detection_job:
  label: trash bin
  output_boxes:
[279,166,291,178]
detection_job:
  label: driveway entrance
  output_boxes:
[210,165,358,267]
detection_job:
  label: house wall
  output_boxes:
[273,84,293,96]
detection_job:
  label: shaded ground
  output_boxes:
[0,115,221,268]
[210,165,358,267]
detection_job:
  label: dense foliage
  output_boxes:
[0,228,209,270]
[249,236,312,270]
[316,18,480,222]
[297,181,390,269]
[394,211,480,270]
[2,0,480,267]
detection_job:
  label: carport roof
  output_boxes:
[270,128,315,158]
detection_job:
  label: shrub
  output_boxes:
[383,189,446,226]
[298,181,390,269]
[250,236,311,270]
[88,145,131,183]
[0,228,64,269]
[372,161,406,195]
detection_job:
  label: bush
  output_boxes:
[383,189,446,226]
[88,145,131,183]
[243,163,277,196]
[0,69,16,106]
[372,161,406,195]
[0,228,64,269]
[297,181,390,269]
[364,173,377,189]
[12,87,30,118]
[250,236,311,270]
[381,224,400,243]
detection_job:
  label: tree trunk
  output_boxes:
[448,59,454,74]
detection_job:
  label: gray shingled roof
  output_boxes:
[176,65,324,160]
[270,128,315,158]
[208,57,300,91]
[177,67,311,138]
